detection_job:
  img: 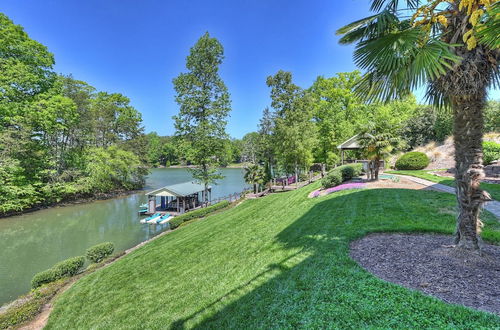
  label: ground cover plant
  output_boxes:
[386,170,500,201]
[46,183,500,329]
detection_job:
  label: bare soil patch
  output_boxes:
[350,233,500,316]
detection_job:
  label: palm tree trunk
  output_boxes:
[452,97,492,250]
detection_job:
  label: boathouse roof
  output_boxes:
[146,181,210,197]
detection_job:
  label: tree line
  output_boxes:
[0,13,147,214]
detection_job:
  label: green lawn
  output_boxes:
[46,184,500,329]
[386,170,500,201]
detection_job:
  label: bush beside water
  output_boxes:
[169,200,231,230]
[31,256,85,289]
[395,152,430,170]
[86,242,115,263]
[31,269,58,289]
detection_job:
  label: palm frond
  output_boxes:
[477,2,500,49]
[336,11,399,45]
[351,27,461,103]
[370,0,421,12]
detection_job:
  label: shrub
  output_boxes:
[321,164,363,189]
[169,200,230,230]
[483,141,500,165]
[321,170,342,189]
[395,152,430,170]
[338,166,354,181]
[53,256,85,277]
[86,242,115,263]
[31,256,85,289]
[31,269,57,289]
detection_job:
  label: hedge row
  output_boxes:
[321,164,364,189]
[31,256,85,289]
[169,200,231,230]
[31,242,115,289]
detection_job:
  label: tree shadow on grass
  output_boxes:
[170,189,497,329]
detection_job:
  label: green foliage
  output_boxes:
[267,71,317,174]
[173,32,231,193]
[86,242,115,263]
[84,146,147,192]
[244,164,265,193]
[321,170,342,189]
[484,101,500,133]
[169,200,231,230]
[0,280,63,329]
[31,269,58,289]
[395,152,430,170]
[31,256,85,289]
[400,107,452,148]
[0,14,148,215]
[53,256,85,278]
[483,141,500,165]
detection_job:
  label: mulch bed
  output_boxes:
[350,233,500,316]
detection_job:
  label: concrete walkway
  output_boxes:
[393,174,500,219]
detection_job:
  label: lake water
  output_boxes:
[0,168,248,305]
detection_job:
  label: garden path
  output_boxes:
[393,174,500,219]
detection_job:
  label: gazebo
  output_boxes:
[145,182,211,215]
[337,133,384,171]
[337,134,362,164]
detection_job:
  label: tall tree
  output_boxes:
[267,71,317,178]
[337,0,499,251]
[309,72,362,165]
[0,13,55,127]
[173,32,231,205]
[241,132,260,164]
[258,107,275,179]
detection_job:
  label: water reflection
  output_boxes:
[0,168,247,305]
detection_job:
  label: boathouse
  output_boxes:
[145,182,211,215]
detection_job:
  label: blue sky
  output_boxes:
[1,1,498,138]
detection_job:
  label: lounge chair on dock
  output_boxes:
[154,213,169,224]
[140,213,161,224]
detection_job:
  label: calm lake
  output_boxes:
[0,168,248,305]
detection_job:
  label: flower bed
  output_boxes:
[309,183,366,198]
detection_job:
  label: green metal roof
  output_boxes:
[146,181,210,197]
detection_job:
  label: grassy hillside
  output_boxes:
[46,183,500,328]
[386,170,500,201]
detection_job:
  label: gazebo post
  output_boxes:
[341,149,344,165]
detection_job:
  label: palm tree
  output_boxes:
[337,0,499,251]
[358,131,400,180]
[244,164,265,194]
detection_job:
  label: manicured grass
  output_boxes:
[387,170,500,201]
[46,184,500,328]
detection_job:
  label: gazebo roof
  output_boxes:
[146,181,209,197]
[337,134,361,150]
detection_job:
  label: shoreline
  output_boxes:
[0,189,143,220]
[1,198,244,328]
